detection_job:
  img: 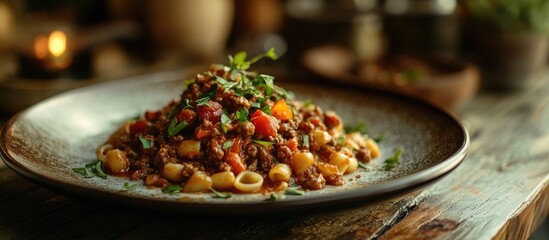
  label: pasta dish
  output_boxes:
[93,49,382,196]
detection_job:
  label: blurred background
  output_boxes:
[0,0,547,110]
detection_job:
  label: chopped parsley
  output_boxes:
[120,182,138,192]
[383,149,402,171]
[250,102,261,108]
[168,119,189,136]
[210,187,232,199]
[302,135,310,148]
[139,136,153,149]
[303,99,313,107]
[336,136,346,146]
[358,161,372,171]
[196,96,211,107]
[182,99,193,110]
[72,160,107,179]
[229,48,278,71]
[220,113,231,133]
[285,187,305,196]
[268,193,286,201]
[344,121,367,134]
[373,132,387,143]
[236,108,249,122]
[252,140,275,147]
[183,79,195,87]
[163,185,183,194]
[200,84,218,99]
[222,140,234,150]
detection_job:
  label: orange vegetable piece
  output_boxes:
[250,110,278,138]
[225,152,246,175]
[271,99,293,121]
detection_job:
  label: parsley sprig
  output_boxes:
[168,119,188,136]
[344,121,367,134]
[210,187,232,199]
[228,48,278,71]
[383,149,402,170]
[139,136,153,149]
[72,160,107,179]
[163,185,183,194]
[120,182,138,192]
[252,140,275,147]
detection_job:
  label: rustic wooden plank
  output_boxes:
[41,202,148,240]
[377,76,549,240]
[0,188,75,239]
[0,167,38,203]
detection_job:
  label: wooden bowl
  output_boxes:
[302,45,480,110]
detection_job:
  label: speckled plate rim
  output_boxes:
[0,71,469,215]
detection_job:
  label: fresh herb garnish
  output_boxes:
[302,135,310,148]
[373,133,387,143]
[139,136,153,149]
[358,161,372,171]
[163,185,183,193]
[223,140,234,150]
[221,113,231,133]
[183,79,195,88]
[210,187,232,199]
[252,140,275,147]
[120,182,138,192]
[344,121,367,134]
[303,99,313,107]
[196,96,211,106]
[199,84,218,99]
[250,102,261,108]
[168,119,189,136]
[215,76,239,92]
[183,99,194,110]
[336,136,346,146]
[72,160,107,179]
[229,48,278,71]
[268,193,286,201]
[236,108,249,122]
[383,149,402,171]
[285,187,305,195]
[260,104,272,115]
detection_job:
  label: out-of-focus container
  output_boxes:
[382,0,460,58]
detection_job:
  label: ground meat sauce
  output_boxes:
[98,51,381,195]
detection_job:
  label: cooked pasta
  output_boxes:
[211,171,236,190]
[234,171,263,193]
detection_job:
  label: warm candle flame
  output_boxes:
[34,34,49,59]
[48,31,67,57]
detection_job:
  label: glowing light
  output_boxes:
[34,34,49,59]
[48,31,67,57]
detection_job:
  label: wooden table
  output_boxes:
[1,75,549,240]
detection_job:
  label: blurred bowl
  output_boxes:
[302,45,480,110]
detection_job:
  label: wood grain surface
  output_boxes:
[1,75,549,239]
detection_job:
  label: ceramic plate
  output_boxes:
[0,70,468,214]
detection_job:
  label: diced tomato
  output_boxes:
[285,138,298,152]
[129,120,148,135]
[250,110,278,138]
[177,109,197,124]
[324,111,342,129]
[196,100,223,123]
[229,138,241,153]
[271,99,293,121]
[225,152,246,175]
[195,128,211,140]
[144,111,161,122]
[309,116,321,126]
